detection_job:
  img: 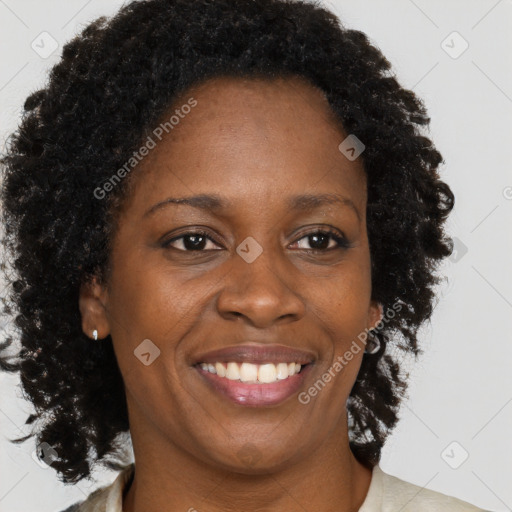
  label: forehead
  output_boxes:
[180,74,345,136]
[120,75,366,217]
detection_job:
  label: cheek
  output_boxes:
[306,257,372,382]
[105,260,190,424]
[311,256,372,324]
[104,258,173,381]
[106,254,211,387]
[305,273,370,408]
[107,256,184,335]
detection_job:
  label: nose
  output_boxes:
[216,246,306,328]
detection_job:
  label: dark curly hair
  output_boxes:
[0,0,454,484]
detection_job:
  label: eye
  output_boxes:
[291,228,350,251]
[162,230,222,251]
[162,227,350,252]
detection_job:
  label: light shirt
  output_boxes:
[60,462,489,511]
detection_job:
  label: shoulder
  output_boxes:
[56,503,83,512]
[55,487,105,512]
[55,483,112,512]
[56,463,135,512]
[57,505,81,512]
[378,466,489,511]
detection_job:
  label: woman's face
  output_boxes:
[80,76,381,473]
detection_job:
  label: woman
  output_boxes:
[0,0,488,510]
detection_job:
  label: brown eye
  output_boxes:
[162,230,222,251]
[292,229,350,251]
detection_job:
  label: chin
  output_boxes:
[201,440,306,475]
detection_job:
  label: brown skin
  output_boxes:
[79,76,383,512]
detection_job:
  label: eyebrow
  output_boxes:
[143,193,360,220]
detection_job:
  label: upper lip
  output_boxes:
[193,343,316,366]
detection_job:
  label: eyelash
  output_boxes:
[162,227,350,253]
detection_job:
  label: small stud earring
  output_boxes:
[92,329,98,341]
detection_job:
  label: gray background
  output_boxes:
[0,0,511,511]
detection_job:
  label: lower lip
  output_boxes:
[195,364,312,406]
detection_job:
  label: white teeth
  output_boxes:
[199,361,303,383]
[215,362,226,377]
[276,362,289,380]
[239,362,258,382]
[258,363,277,383]
[226,362,239,380]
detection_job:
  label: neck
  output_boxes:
[122,416,373,512]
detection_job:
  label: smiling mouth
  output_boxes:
[196,361,306,384]
[191,342,315,406]
[193,361,313,406]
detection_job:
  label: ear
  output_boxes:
[367,299,383,331]
[79,275,110,340]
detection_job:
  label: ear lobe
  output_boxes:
[78,276,110,340]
